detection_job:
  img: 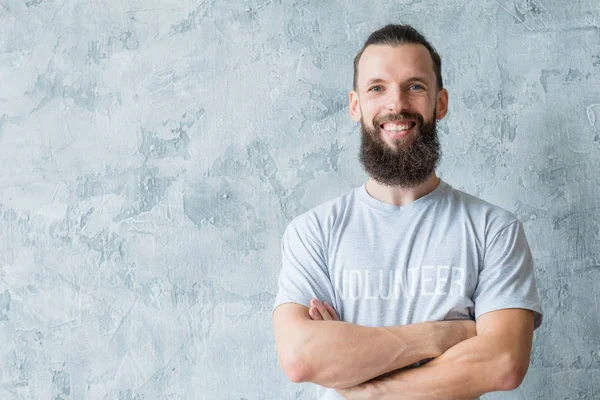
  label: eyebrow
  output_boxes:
[365,76,430,87]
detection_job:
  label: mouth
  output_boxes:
[379,120,417,138]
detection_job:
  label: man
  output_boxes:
[272,24,543,400]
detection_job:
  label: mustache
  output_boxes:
[374,112,424,127]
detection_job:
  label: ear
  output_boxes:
[349,90,362,122]
[435,88,449,121]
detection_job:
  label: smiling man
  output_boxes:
[272,24,543,400]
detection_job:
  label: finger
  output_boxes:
[323,301,339,321]
[309,306,322,320]
[309,305,320,320]
[309,298,320,320]
[315,301,332,321]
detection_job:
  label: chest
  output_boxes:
[326,214,483,325]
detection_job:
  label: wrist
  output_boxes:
[411,321,447,359]
[431,321,452,356]
[385,322,442,370]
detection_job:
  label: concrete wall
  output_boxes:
[1,0,599,398]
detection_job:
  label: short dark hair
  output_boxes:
[353,24,443,91]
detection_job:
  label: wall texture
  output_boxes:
[1,0,599,399]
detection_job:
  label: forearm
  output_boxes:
[375,334,524,399]
[295,319,453,389]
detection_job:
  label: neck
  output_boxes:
[364,173,440,207]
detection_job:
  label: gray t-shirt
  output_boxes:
[273,179,543,400]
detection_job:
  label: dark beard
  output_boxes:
[359,110,441,188]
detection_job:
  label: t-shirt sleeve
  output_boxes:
[473,220,543,329]
[272,221,337,315]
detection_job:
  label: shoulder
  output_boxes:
[444,183,522,239]
[286,186,358,241]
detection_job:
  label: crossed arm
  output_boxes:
[336,307,535,399]
[274,298,535,399]
[273,298,476,389]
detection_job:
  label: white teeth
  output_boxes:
[383,123,412,131]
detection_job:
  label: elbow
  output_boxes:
[284,361,311,384]
[495,353,529,391]
[280,351,339,387]
[279,351,313,384]
[282,358,341,389]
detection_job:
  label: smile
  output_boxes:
[380,121,417,138]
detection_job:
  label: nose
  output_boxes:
[386,87,409,114]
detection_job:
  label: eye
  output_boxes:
[409,84,424,91]
[369,85,384,93]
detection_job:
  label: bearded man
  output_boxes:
[273,24,543,400]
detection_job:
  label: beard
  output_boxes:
[359,109,442,188]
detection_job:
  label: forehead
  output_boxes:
[357,43,435,87]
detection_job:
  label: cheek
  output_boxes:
[365,115,380,131]
[363,104,383,126]
[423,107,437,121]
[418,98,436,115]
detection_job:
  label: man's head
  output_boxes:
[349,24,448,188]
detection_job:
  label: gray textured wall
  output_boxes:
[1,0,599,399]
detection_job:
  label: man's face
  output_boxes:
[349,43,448,187]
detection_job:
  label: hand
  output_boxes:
[308,298,339,321]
